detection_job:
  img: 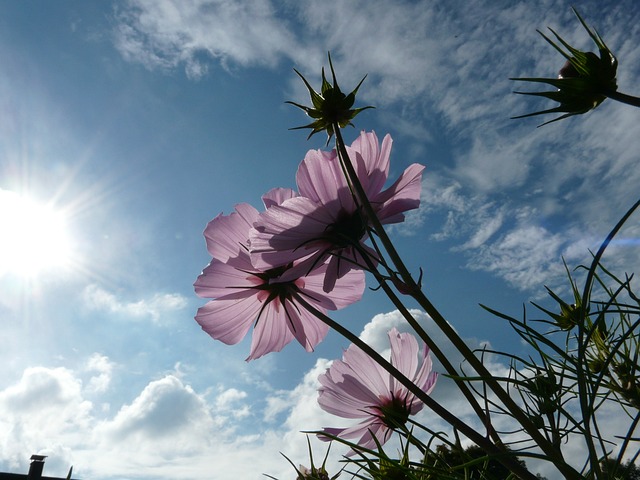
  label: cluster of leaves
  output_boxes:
[479,202,640,478]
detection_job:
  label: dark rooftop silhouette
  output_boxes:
[0,455,77,480]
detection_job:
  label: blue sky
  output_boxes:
[0,1,639,479]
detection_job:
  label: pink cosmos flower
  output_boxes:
[194,196,364,360]
[250,131,424,292]
[317,327,437,451]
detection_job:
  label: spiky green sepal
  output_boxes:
[287,53,374,143]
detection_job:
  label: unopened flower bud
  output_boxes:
[558,60,579,79]
[511,8,617,126]
[297,465,331,480]
[287,53,374,143]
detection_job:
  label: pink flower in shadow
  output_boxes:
[250,131,424,292]
[317,327,437,452]
[194,196,364,360]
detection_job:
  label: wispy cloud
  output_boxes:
[113,0,296,78]
[82,284,187,324]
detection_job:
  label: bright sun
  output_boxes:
[0,189,73,278]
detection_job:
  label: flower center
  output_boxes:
[253,264,297,300]
[377,394,411,429]
[323,209,367,248]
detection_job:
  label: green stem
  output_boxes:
[604,90,640,108]
[294,295,539,480]
[331,124,581,479]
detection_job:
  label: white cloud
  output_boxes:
[470,224,567,291]
[214,387,250,420]
[0,309,636,479]
[96,375,215,452]
[113,0,295,78]
[0,366,92,475]
[82,284,187,324]
[0,355,342,480]
[84,353,115,394]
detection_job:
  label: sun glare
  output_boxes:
[0,189,73,278]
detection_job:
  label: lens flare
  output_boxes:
[0,189,73,278]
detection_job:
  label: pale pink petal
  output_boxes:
[288,305,329,352]
[319,364,384,412]
[389,329,419,381]
[323,257,341,293]
[194,260,256,298]
[348,131,391,196]
[341,344,390,395]
[414,344,438,395]
[318,348,389,417]
[262,187,298,209]
[299,267,365,310]
[195,295,261,346]
[374,163,425,224]
[203,203,259,262]
[247,300,295,360]
[317,385,371,419]
[250,197,337,270]
[296,148,354,212]
[317,328,436,451]
[322,422,391,454]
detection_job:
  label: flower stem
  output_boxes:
[604,90,640,108]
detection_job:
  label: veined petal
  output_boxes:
[321,422,390,454]
[300,266,365,310]
[319,369,383,416]
[247,300,295,360]
[250,197,337,269]
[262,187,298,209]
[317,327,436,451]
[414,344,438,394]
[204,203,259,262]
[297,149,345,205]
[195,295,262,346]
[374,163,425,224]
[389,329,420,378]
[287,304,329,352]
[194,259,257,298]
[341,344,390,395]
[388,328,419,393]
[350,131,391,196]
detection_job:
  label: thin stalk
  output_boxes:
[604,90,640,108]
[332,124,580,478]
[294,295,540,480]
